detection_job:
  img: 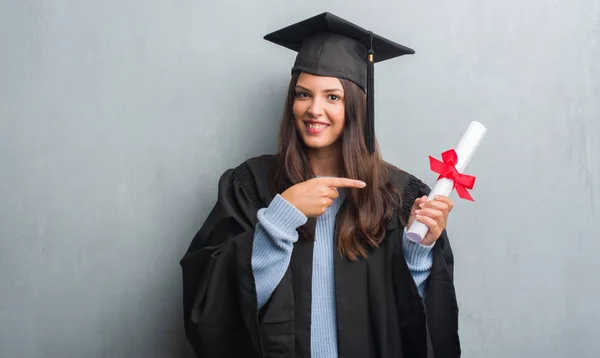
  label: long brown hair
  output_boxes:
[272,72,400,261]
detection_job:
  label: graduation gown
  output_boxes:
[180,154,460,358]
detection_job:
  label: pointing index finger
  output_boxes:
[318,177,367,188]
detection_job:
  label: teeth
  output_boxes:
[307,123,327,129]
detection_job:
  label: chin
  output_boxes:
[296,124,342,151]
[301,137,339,151]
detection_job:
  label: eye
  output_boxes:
[295,91,310,99]
[328,94,341,101]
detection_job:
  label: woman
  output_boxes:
[181,12,460,358]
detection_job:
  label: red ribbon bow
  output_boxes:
[429,149,476,201]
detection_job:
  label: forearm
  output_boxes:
[402,228,435,298]
[252,194,307,308]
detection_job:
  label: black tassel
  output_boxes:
[366,31,375,155]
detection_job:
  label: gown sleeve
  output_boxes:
[180,168,265,357]
[401,174,460,358]
[401,175,456,285]
[252,194,307,309]
[402,228,435,298]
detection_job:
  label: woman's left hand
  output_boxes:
[407,195,454,246]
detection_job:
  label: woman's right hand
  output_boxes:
[281,177,366,217]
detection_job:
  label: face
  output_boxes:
[293,72,345,151]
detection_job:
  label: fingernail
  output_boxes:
[415,210,422,214]
[419,203,424,208]
[360,181,366,187]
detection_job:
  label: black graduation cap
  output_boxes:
[264,12,415,154]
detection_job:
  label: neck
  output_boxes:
[307,144,342,177]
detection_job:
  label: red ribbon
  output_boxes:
[429,149,476,201]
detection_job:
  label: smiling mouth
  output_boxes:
[306,122,329,130]
[304,121,329,135]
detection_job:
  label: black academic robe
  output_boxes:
[180,154,460,358]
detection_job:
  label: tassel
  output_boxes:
[366,31,375,155]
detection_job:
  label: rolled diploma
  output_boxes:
[405,121,487,243]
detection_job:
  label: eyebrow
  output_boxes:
[295,85,343,93]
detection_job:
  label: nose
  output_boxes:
[307,97,324,117]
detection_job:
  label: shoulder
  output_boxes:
[229,154,277,186]
[383,161,432,217]
[217,154,276,181]
[384,161,431,196]
[215,154,277,209]
[242,154,278,174]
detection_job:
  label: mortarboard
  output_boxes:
[264,12,415,154]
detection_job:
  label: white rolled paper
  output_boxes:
[406,121,487,243]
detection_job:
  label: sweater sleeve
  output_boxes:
[402,228,435,298]
[252,194,308,309]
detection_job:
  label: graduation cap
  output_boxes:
[264,12,415,154]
